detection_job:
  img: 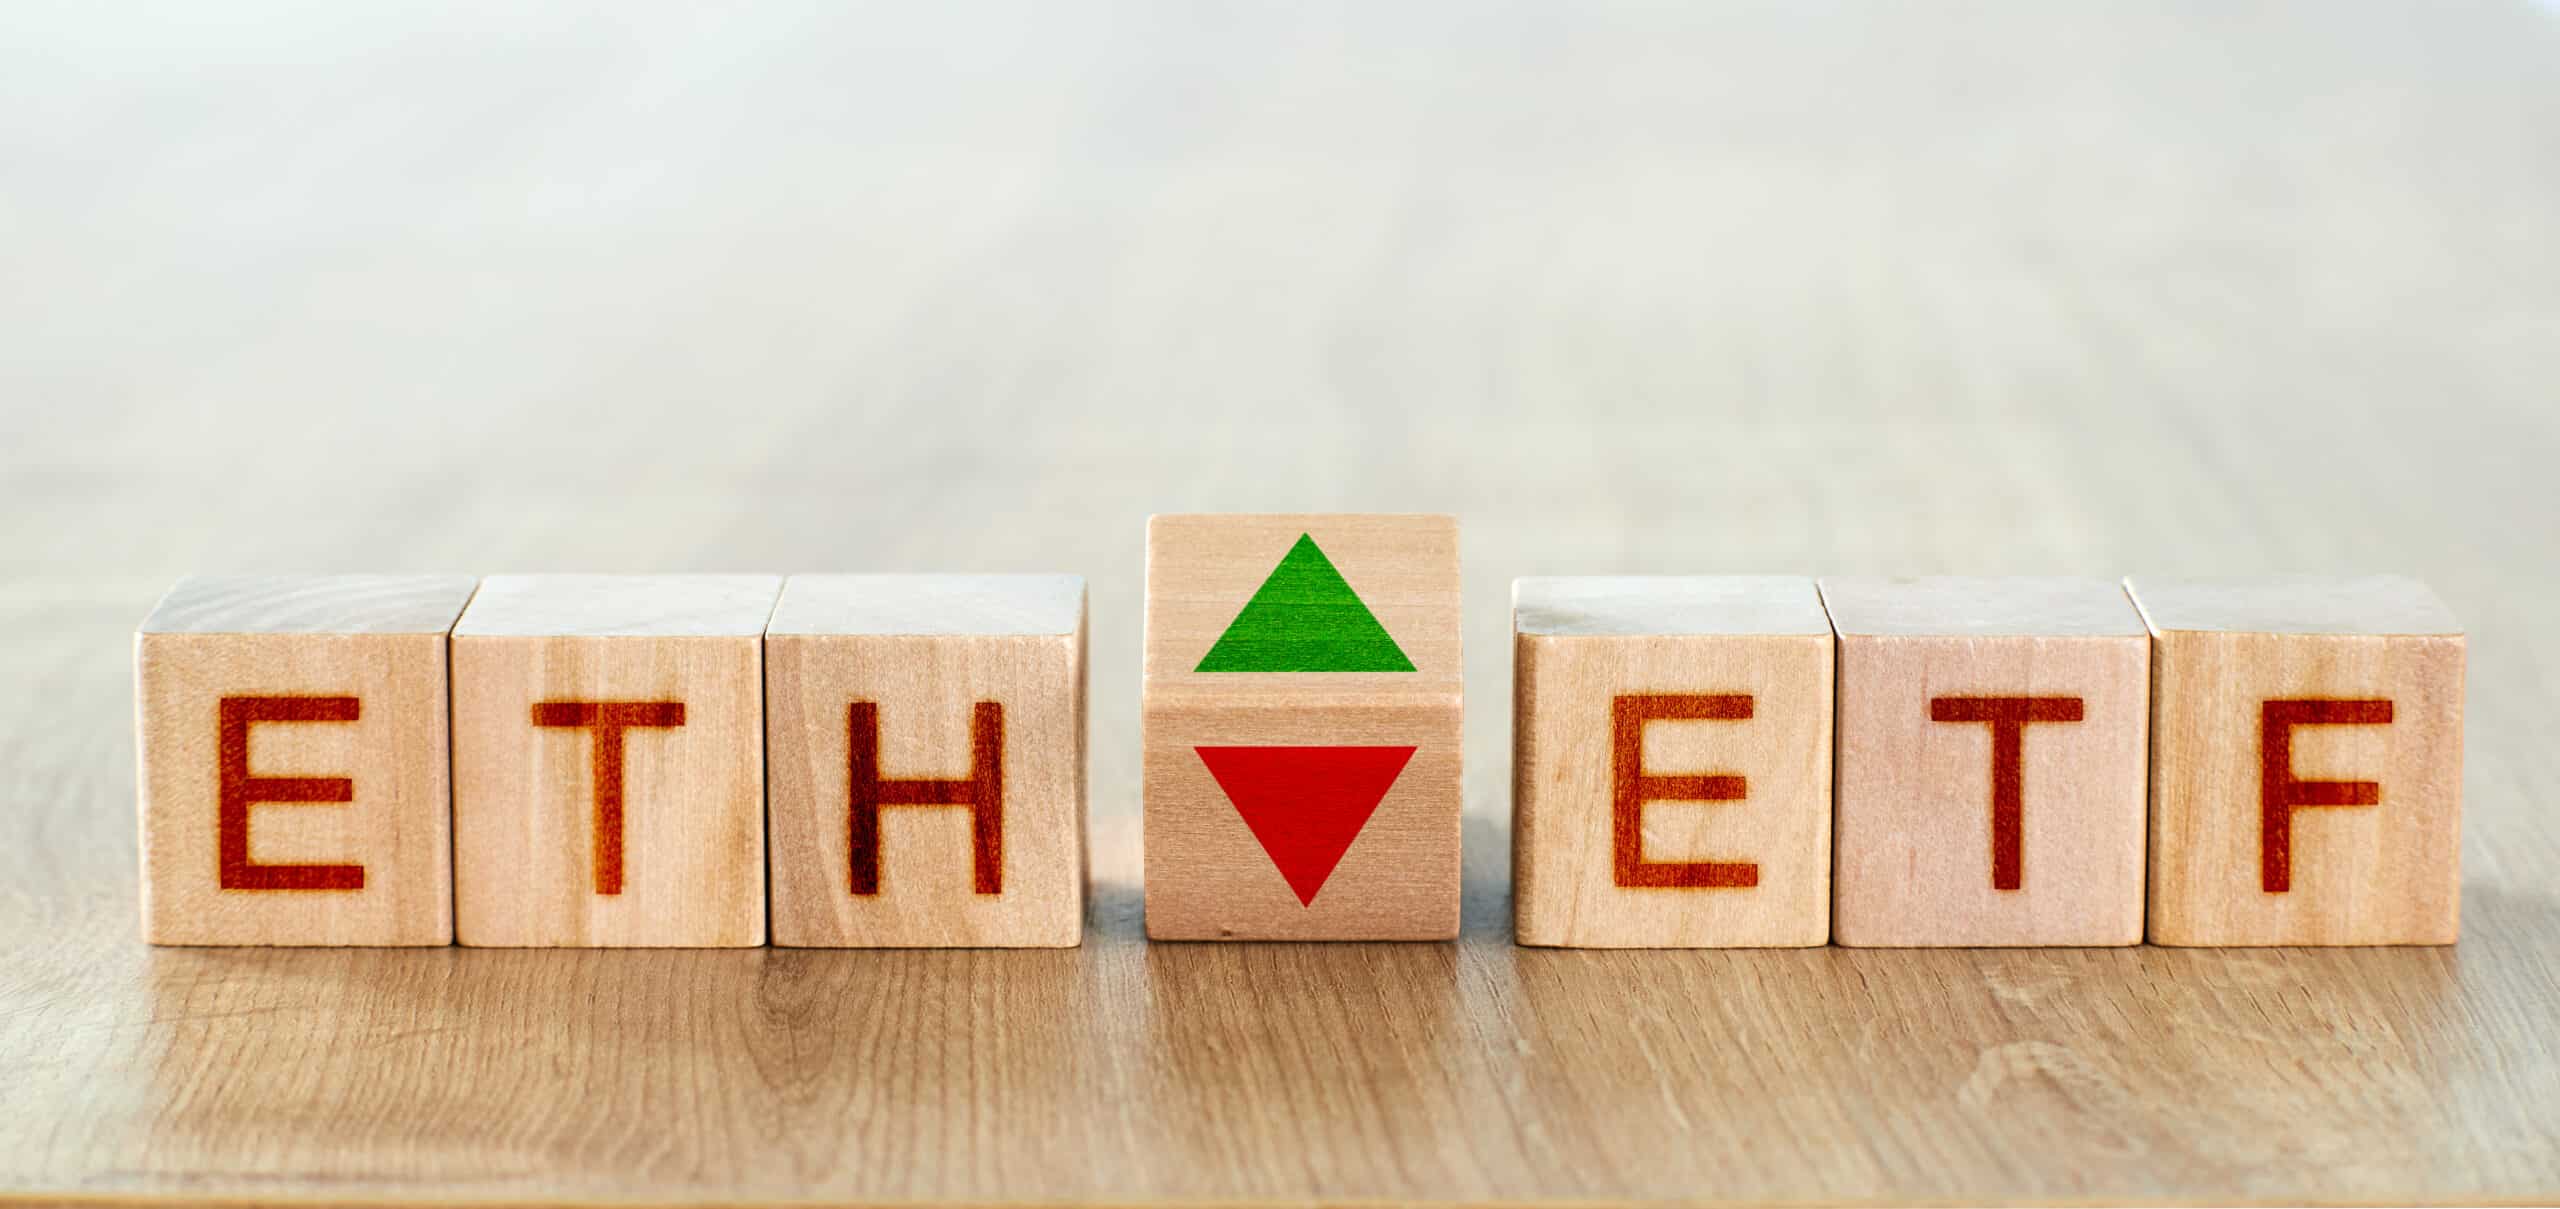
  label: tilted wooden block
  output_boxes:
[1820,577,2148,947]
[2128,576,2464,946]
[1143,514,1461,940]
[134,575,477,946]
[1512,577,1833,948]
[765,574,1087,948]
[450,575,780,947]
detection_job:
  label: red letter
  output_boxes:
[2261,698,2393,892]
[847,701,1004,895]
[1611,694,1756,888]
[531,701,686,895]
[217,695,364,890]
[1929,696,2084,891]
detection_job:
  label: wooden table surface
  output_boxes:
[5,2,2557,1203]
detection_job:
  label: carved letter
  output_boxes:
[1929,695,2084,890]
[1611,694,1755,888]
[530,701,686,895]
[2260,698,2392,892]
[217,695,364,890]
[847,701,1004,895]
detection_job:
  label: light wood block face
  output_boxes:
[765,575,1088,948]
[134,575,477,946]
[2128,576,2465,946]
[450,575,780,947]
[1820,577,2149,947]
[1511,577,1834,948]
[1143,514,1462,940]
[1144,699,1460,940]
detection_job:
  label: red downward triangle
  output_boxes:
[1195,745,1417,906]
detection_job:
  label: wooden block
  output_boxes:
[134,575,476,946]
[1511,576,1833,948]
[765,574,1087,948]
[450,574,779,947]
[1820,577,2149,947]
[2127,575,2464,946]
[1143,514,1461,940]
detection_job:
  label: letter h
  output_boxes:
[847,701,1005,896]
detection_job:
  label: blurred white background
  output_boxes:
[2,1,2554,859]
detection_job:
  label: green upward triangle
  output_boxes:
[1195,533,1417,673]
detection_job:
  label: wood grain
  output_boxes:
[2128,577,2465,946]
[134,576,475,946]
[450,575,780,947]
[765,574,1087,948]
[6,1,2560,1202]
[1822,577,2149,947]
[1143,514,1463,940]
[1512,576,1834,948]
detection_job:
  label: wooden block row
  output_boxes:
[133,540,2463,951]
[136,573,1087,948]
[1512,575,2464,948]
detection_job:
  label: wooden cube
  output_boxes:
[2128,576,2464,946]
[134,575,476,946]
[1143,514,1461,940]
[1820,577,2149,947]
[765,574,1087,948]
[1511,576,1833,948]
[450,574,780,947]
